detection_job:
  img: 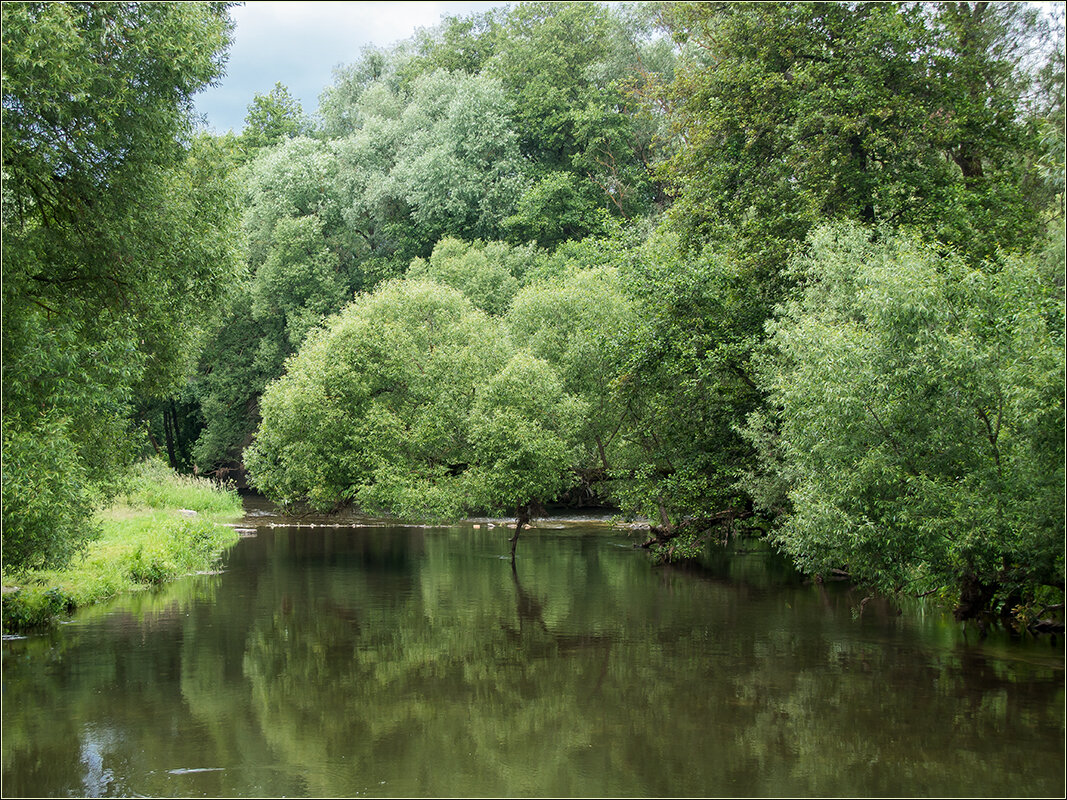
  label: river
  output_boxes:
[2,499,1064,797]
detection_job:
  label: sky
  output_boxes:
[194,1,504,133]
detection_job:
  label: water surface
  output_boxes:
[3,505,1064,797]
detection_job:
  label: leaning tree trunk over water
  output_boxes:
[638,508,754,550]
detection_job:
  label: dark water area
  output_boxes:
[3,498,1064,797]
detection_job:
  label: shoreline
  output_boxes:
[1,462,243,634]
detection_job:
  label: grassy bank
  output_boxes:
[2,460,243,633]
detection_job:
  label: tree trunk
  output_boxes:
[145,424,162,458]
[596,434,610,473]
[509,503,530,562]
[954,571,996,623]
[638,508,754,549]
[162,402,178,470]
[657,501,672,532]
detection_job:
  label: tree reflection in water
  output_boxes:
[2,523,1063,797]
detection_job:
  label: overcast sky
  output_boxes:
[194,1,504,133]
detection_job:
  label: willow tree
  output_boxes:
[751,223,1064,624]
[245,279,579,557]
[506,250,637,502]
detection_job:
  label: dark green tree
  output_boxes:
[2,2,240,568]
[657,1,1053,268]
[489,2,671,244]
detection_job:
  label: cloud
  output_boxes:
[196,1,501,133]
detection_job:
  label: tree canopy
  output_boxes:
[750,223,1064,620]
[236,0,1062,621]
[2,1,240,567]
[244,279,578,555]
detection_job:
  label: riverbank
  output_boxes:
[1,460,243,633]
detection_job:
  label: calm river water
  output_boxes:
[3,500,1064,797]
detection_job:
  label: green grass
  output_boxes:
[2,460,243,633]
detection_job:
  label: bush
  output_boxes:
[1,412,100,571]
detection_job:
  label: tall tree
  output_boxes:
[2,2,240,568]
[241,81,311,153]
[488,2,671,245]
[505,240,638,500]
[192,68,531,475]
[657,1,1052,269]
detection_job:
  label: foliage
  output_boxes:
[464,351,581,517]
[487,2,670,238]
[245,279,577,522]
[120,457,243,516]
[190,135,350,472]
[502,170,609,249]
[241,82,311,153]
[506,247,636,493]
[1,2,240,569]
[188,3,679,477]
[7,0,1060,620]
[1,409,104,571]
[329,68,529,259]
[751,223,1065,619]
[194,65,537,474]
[607,230,763,532]
[318,43,414,139]
[190,294,269,471]
[403,10,504,81]
[656,1,1052,270]
[608,0,1063,572]
[407,237,536,315]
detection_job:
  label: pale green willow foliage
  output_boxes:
[245,279,578,520]
[240,137,343,271]
[507,265,636,475]
[407,237,534,315]
[332,69,528,254]
[751,223,1064,612]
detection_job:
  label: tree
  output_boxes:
[2,2,239,568]
[245,279,578,556]
[488,2,671,244]
[323,68,530,267]
[505,244,637,499]
[318,44,412,139]
[191,135,356,474]
[388,70,528,247]
[241,82,311,153]
[750,223,1064,624]
[612,0,1062,562]
[607,230,763,554]
[656,1,1053,272]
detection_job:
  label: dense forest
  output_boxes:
[3,1,1064,627]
